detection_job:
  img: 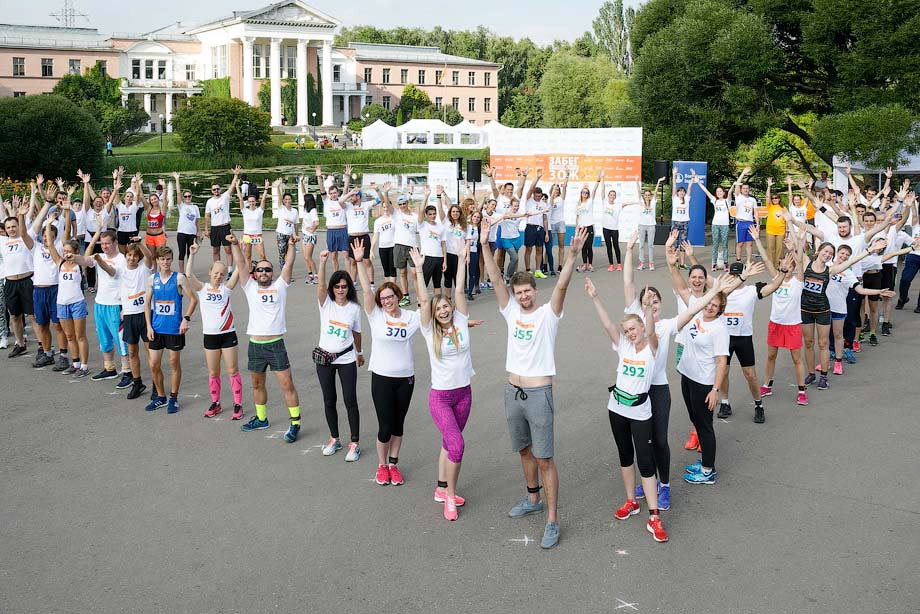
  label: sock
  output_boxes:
[660,482,670,488]
[702,468,712,475]
[768,379,774,387]
[798,386,806,392]
[720,400,729,405]
[437,480,448,489]
[38,342,44,352]
[73,361,82,369]
[133,377,142,384]
[648,509,659,517]
[388,456,399,465]
[208,375,221,403]
[819,370,827,377]
[255,404,267,421]
[230,372,243,405]
[288,406,301,426]
[60,348,68,357]
[170,392,177,399]
[755,399,763,407]
[834,358,842,363]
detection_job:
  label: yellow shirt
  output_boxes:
[765,204,786,235]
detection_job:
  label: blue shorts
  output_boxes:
[33,285,59,325]
[499,235,523,251]
[326,227,349,252]
[94,303,127,356]
[831,311,847,321]
[736,220,754,243]
[57,300,88,321]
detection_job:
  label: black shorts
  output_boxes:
[347,234,370,259]
[122,312,148,345]
[801,310,831,326]
[524,224,545,247]
[422,255,443,288]
[117,230,139,246]
[204,331,239,350]
[149,332,185,351]
[248,338,290,372]
[728,335,756,368]
[4,276,34,316]
[210,224,231,248]
[177,233,197,261]
[862,270,882,302]
[881,263,896,291]
[379,246,396,278]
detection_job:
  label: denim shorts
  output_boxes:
[57,300,88,321]
[504,383,555,459]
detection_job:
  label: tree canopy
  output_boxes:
[172,97,270,154]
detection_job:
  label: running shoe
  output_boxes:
[853,340,861,352]
[868,333,878,346]
[608,264,615,272]
[127,380,146,400]
[375,464,390,485]
[398,296,410,308]
[486,281,494,290]
[815,364,821,372]
[8,344,26,358]
[204,402,222,418]
[658,484,671,510]
[614,499,640,520]
[803,373,816,386]
[0,336,7,349]
[833,361,843,376]
[616,264,622,271]
[32,353,53,368]
[344,442,361,462]
[52,354,70,371]
[759,385,773,397]
[649,263,655,271]
[754,404,765,424]
[167,396,179,414]
[635,482,646,499]
[240,416,269,431]
[533,270,547,279]
[915,305,920,313]
[587,265,594,272]
[283,423,300,443]
[683,431,699,450]
[509,496,544,518]
[434,487,466,507]
[231,404,244,420]
[712,264,718,272]
[322,438,343,456]
[637,262,645,270]
[797,391,809,406]
[895,298,906,310]
[541,522,560,549]
[817,375,829,390]
[843,349,857,364]
[115,372,133,389]
[685,460,703,474]
[717,402,732,419]
[880,322,891,336]
[91,368,118,381]
[684,470,716,485]
[443,497,459,521]
[145,396,167,411]
[73,367,89,379]
[647,516,669,542]
[388,464,404,485]
[63,364,78,376]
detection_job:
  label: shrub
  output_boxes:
[172,97,270,154]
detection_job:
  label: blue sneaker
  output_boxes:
[508,496,544,518]
[684,470,716,485]
[145,396,167,411]
[283,423,300,443]
[804,373,816,386]
[635,482,645,499]
[241,416,270,431]
[658,484,671,510]
[541,521,560,549]
[843,349,857,364]
[684,460,703,473]
[167,396,179,414]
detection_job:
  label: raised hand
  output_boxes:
[232,165,242,176]
[748,224,760,241]
[665,228,679,248]
[171,171,181,181]
[408,247,424,269]
[350,238,365,261]
[766,177,773,188]
[319,249,329,263]
[343,164,353,176]
[226,233,239,245]
[746,261,766,277]
[627,230,639,249]
[536,168,544,179]
[483,164,494,178]
[681,240,694,258]
[569,226,589,253]
[666,246,678,267]
[584,276,598,298]
[189,242,199,255]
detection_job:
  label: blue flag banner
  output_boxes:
[673,161,709,246]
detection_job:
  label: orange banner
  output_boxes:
[489,154,642,183]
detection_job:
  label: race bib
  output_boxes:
[512,320,535,342]
[326,320,351,339]
[155,300,174,315]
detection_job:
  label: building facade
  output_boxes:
[0,1,500,130]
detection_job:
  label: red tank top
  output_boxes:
[147,208,164,231]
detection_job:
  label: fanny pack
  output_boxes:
[312,344,354,366]
[607,385,649,408]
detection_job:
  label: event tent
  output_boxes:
[832,153,920,192]
[361,120,398,149]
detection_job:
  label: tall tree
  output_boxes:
[593,0,634,75]
[538,53,622,128]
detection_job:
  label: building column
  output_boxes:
[242,37,255,106]
[270,37,282,126]
[121,93,128,108]
[165,93,173,133]
[143,93,152,132]
[296,39,308,126]
[321,40,333,126]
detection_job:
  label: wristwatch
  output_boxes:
[183,315,191,322]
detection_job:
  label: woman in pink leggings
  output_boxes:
[412,244,480,521]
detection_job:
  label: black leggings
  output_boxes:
[443,252,459,289]
[422,256,443,289]
[177,232,196,263]
[371,372,415,443]
[608,411,656,478]
[581,227,595,265]
[603,228,621,265]
[649,383,671,483]
[842,287,863,347]
[681,375,716,469]
[316,361,359,442]
[379,247,396,278]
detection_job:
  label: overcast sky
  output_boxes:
[14,0,644,45]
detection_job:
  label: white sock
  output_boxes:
[73,361,82,369]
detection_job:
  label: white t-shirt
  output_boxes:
[910,224,920,257]
[769,277,803,325]
[467,226,479,253]
[374,216,395,249]
[500,300,561,377]
[393,209,418,248]
[828,269,857,313]
[829,233,866,277]
[711,197,731,226]
[176,203,199,236]
[120,263,152,315]
[419,221,445,257]
[602,199,623,230]
[484,210,501,242]
[496,194,513,215]
[367,306,420,377]
[198,283,236,335]
[243,207,264,235]
[73,207,87,238]
[323,198,346,229]
[608,339,655,420]
[526,197,548,227]
[624,298,677,386]
[421,310,474,390]
[548,196,565,225]
[318,299,362,364]
[243,277,289,336]
[116,202,140,232]
[92,252,127,306]
[884,227,910,259]
[639,198,657,226]
[722,284,758,337]
[499,215,520,239]
[790,203,808,224]
[84,209,111,242]
[32,241,62,286]
[677,316,729,385]
[205,192,231,226]
[301,208,319,236]
[671,195,690,222]
[274,206,299,236]
[345,201,372,234]
[445,224,466,255]
[576,199,594,227]
[735,194,757,222]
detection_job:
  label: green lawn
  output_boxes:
[114,133,297,156]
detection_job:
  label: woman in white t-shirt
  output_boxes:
[692,176,734,271]
[575,170,603,272]
[494,198,530,280]
[371,186,396,285]
[239,180,267,265]
[443,201,468,293]
[46,205,90,376]
[301,190,320,285]
[637,178,664,270]
[465,211,481,299]
[546,178,568,274]
[670,167,692,269]
[315,247,364,462]
[274,180,300,268]
[171,172,200,273]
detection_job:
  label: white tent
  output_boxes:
[452,120,485,146]
[361,120,398,150]
[480,120,509,146]
[397,119,457,148]
[832,153,920,193]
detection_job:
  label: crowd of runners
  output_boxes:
[2,162,918,548]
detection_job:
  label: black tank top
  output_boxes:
[801,262,830,312]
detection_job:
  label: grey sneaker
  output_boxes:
[322,438,343,456]
[508,496,544,518]
[52,354,70,372]
[344,442,361,462]
[541,521,560,549]
[33,353,54,368]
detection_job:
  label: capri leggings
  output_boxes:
[277,233,292,266]
[580,226,595,265]
[443,252,459,289]
[316,361,360,442]
[608,411,656,478]
[371,372,415,443]
[649,383,671,484]
[429,385,472,463]
[681,375,716,468]
[177,232,196,262]
[379,246,396,278]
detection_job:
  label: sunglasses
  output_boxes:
[183,194,192,198]
[254,267,273,273]
[333,284,349,289]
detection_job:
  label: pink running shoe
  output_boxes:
[637,262,645,270]
[616,264,623,271]
[832,361,843,375]
[797,391,809,406]
[649,262,655,271]
[759,385,773,397]
[231,404,244,420]
[434,487,466,507]
[388,464,404,485]
[815,364,822,372]
[204,402,222,418]
[375,464,390,485]
[443,497,459,521]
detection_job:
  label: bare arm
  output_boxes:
[453,244,469,316]
[179,275,198,335]
[591,170,604,200]
[484,164,499,198]
[551,226,589,317]
[479,219,509,308]
[623,231,638,305]
[410,249,429,325]
[585,276,619,343]
[747,225,778,278]
[184,242,204,292]
[316,248,329,306]
[674,275,728,331]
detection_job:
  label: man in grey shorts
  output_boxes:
[480,219,588,549]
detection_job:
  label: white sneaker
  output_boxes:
[370,283,376,292]
[0,336,7,349]
[322,438,343,456]
[345,442,361,462]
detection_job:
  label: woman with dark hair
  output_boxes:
[301,180,320,284]
[274,178,299,268]
[443,202,467,292]
[315,249,364,461]
[575,170,603,272]
[239,179,268,266]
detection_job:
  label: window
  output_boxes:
[451,97,459,109]
[435,97,442,110]
[12,57,24,77]
[68,59,80,75]
[382,68,390,84]
[418,69,425,85]
[338,97,344,111]
[382,96,391,110]
[145,60,154,79]
[285,46,296,78]
[468,71,475,86]
[484,72,491,86]
[96,60,107,76]
[484,97,491,113]
[132,59,141,79]
[468,97,475,112]
[252,44,263,78]
[158,60,166,80]
[13,91,26,97]
[365,95,372,107]
[185,64,195,81]
[41,58,53,77]
[364,67,372,83]
[211,46,227,78]
[150,96,157,112]
[435,69,443,84]
[333,64,341,83]
[451,70,459,86]
[400,68,408,84]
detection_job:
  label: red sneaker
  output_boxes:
[443,496,459,521]
[434,487,466,506]
[649,262,655,271]
[615,499,640,520]
[832,361,843,376]
[647,516,669,542]
[388,464,404,485]
[375,464,390,485]
[853,340,862,352]
[637,262,645,270]
[231,404,244,420]
[204,402,222,418]
[616,263,623,271]
[607,264,615,272]
[684,431,699,450]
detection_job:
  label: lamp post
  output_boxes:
[158,114,164,151]
[311,112,317,140]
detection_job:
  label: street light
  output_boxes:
[311,112,317,140]
[158,114,165,151]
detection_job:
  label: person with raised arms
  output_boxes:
[732,166,755,263]
[575,170,603,272]
[371,182,396,288]
[522,169,549,278]
[185,234,245,420]
[479,217,588,550]
[171,173,201,274]
[315,165,351,271]
[24,194,66,369]
[273,178,300,269]
[636,177,664,270]
[692,170,740,272]
[239,179,268,267]
[343,181,374,291]
[135,175,166,250]
[300,178,320,285]
[600,182,640,272]
[115,235,155,399]
[203,166,241,272]
[670,166,691,269]
[115,175,144,254]
[544,174,569,275]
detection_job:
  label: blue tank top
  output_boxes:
[151,271,183,335]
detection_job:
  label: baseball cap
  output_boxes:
[396,194,408,204]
